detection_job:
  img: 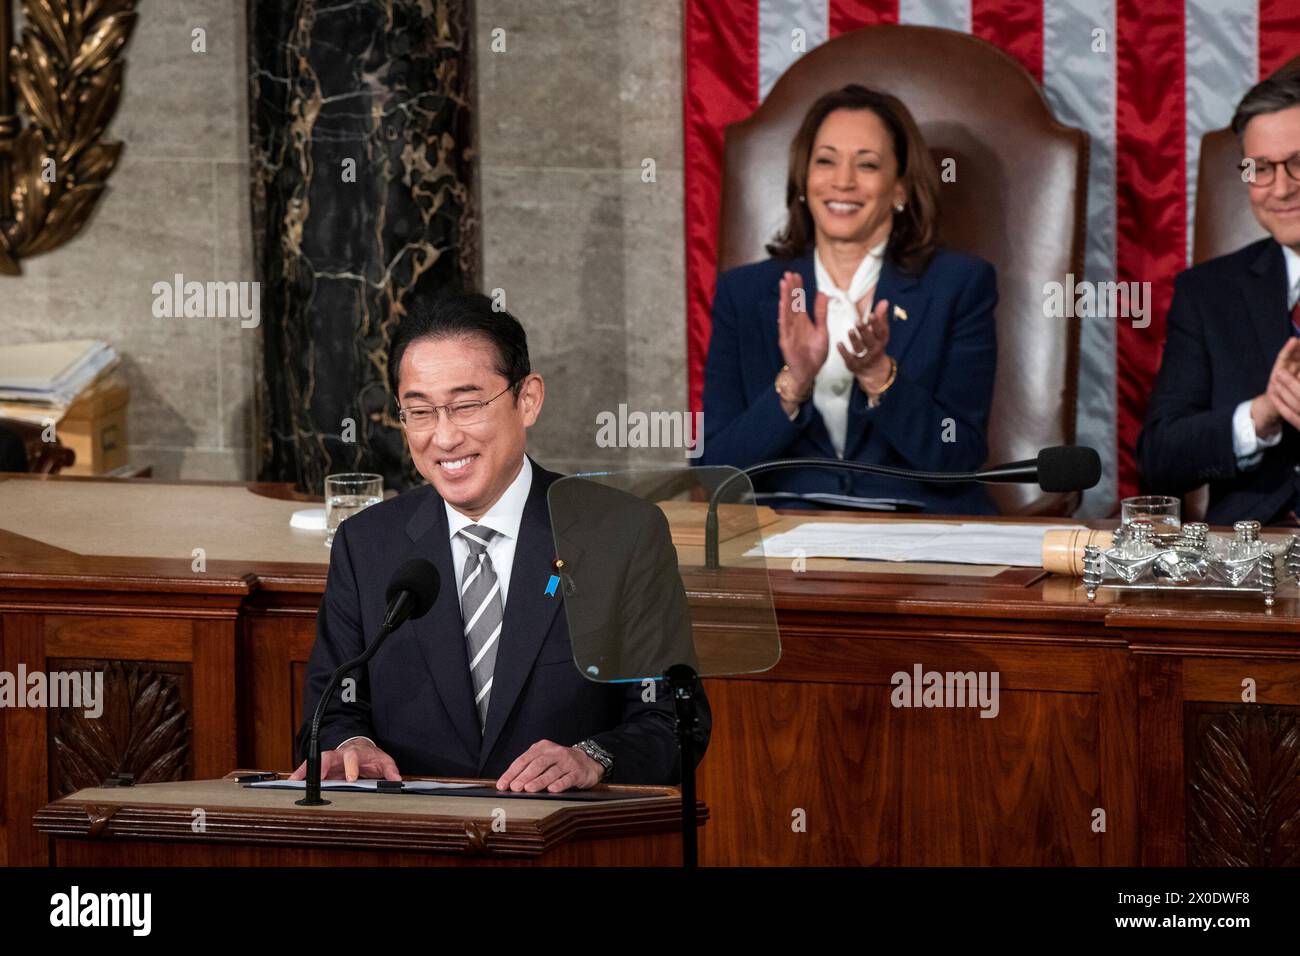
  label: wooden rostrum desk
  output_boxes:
[34,773,701,866]
[2,473,1298,866]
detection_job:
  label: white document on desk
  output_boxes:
[750,521,1086,567]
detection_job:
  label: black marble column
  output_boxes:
[248,0,478,493]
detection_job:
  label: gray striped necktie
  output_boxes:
[458,524,503,730]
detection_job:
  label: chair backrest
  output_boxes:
[1192,127,1270,265]
[1183,54,1300,520]
[0,418,75,474]
[717,24,1089,515]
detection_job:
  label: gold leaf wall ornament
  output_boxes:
[0,0,137,275]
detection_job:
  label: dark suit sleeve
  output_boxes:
[868,259,997,472]
[587,505,711,784]
[300,520,377,754]
[1137,273,1238,494]
[698,269,816,468]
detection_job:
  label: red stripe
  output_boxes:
[684,0,760,416]
[1115,0,1185,502]
[971,0,1043,83]
[1260,0,1300,78]
[829,0,898,38]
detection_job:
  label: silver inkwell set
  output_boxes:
[1083,516,1300,607]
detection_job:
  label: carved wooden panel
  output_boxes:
[1185,703,1300,866]
[47,659,193,797]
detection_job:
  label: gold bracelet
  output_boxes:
[868,357,897,400]
[775,364,811,404]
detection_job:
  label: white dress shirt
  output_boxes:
[337,456,533,752]
[1232,244,1300,469]
[443,454,532,607]
[811,241,886,457]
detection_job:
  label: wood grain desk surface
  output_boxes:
[42,774,678,819]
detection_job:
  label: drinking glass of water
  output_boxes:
[1120,495,1180,532]
[325,473,383,546]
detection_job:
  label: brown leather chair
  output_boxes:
[717,24,1088,515]
[1181,54,1300,520]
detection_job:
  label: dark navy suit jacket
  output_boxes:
[1138,238,1300,525]
[698,247,999,514]
[301,457,708,784]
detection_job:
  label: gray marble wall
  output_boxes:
[4,0,688,480]
[476,0,690,473]
[5,0,254,480]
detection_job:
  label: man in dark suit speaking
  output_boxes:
[1139,71,1300,524]
[292,291,709,791]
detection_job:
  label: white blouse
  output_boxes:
[811,242,886,457]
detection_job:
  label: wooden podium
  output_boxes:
[34,773,705,866]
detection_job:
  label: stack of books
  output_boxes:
[0,340,128,473]
[0,340,119,419]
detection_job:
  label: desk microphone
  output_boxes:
[298,558,440,806]
[703,445,1102,568]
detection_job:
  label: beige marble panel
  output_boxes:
[476,0,682,171]
[480,165,631,469]
[216,161,257,467]
[615,0,685,171]
[36,158,222,452]
[111,0,248,163]
[475,0,687,473]
[140,446,253,481]
[621,169,688,417]
[475,0,623,169]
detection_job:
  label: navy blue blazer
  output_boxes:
[1138,238,1300,525]
[698,247,999,514]
[301,457,708,785]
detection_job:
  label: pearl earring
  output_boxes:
[799,195,806,203]
[894,203,905,213]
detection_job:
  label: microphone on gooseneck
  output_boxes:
[973,445,1102,492]
[703,445,1103,568]
[383,558,442,630]
[298,558,440,806]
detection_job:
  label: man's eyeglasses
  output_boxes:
[397,382,517,431]
[1241,153,1300,187]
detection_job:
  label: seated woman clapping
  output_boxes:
[698,84,999,515]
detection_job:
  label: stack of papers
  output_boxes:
[0,339,119,419]
[755,491,927,511]
[750,521,1086,567]
[250,779,482,792]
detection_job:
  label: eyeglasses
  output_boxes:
[1241,153,1300,187]
[397,383,517,431]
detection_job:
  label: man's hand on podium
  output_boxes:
[288,738,402,783]
[496,739,603,793]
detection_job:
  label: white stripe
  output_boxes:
[897,0,971,32]
[461,529,492,548]
[1043,0,1119,517]
[1185,0,1257,264]
[758,0,829,101]
[475,675,493,704]
[460,556,484,596]
[463,579,501,634]
[469,621,502,671]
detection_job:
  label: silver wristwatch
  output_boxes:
[573,739,614,781]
